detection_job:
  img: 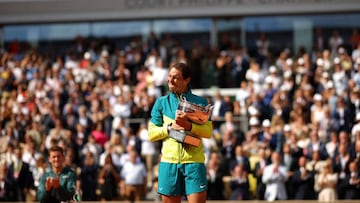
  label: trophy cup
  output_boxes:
[169,100,213,147]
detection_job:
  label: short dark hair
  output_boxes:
[49,145,64,156]
[171,62,191,80]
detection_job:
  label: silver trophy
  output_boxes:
[177,100,213,124]
[169,99,213,146]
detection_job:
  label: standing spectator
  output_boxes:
[262,151,288,201]
[215,50,232,88]
[326,132,339,159]
[314,28,325,52]
[329,30,344,57]
[292,156,316,200]
[349,29,360,50]
[219,111,244,146]
[120,150,147,202]
[206,151,225,200]
[7,147,34,202]
[344,161,360,199]
[32,156,47,201]
[80,152,98,201]
[231,47,249,87]
[253,147,270,200]
[229,145,251,174]
[98,153,120,202]
[138,122,156,189]
[353,113,360,142]
[317,160,338,202]
[333,143,352,199]
[211,90,228,129]
[0,163,17,201]
[246,59,264,94]
[229,164,250,200]
[332,97,353,133]
[37,146,77,203]
[256,33,270,66]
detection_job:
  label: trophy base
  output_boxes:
[169,129,201,147]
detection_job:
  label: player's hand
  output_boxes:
[45,177,53,191]
[175,110,192,131]
[52,177,60,189]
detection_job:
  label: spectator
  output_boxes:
[329,30,344,57]
[98,153,120,202]
[7,147,34,202]
[206,151,225,200]
[262,151,288,201]
[343,160,360,199]
[317,160,338,202]
[80,151,98,201]
[253,147,270,200]
[229,145,251,174]
[138,122,156,189]
[292,156,316,200]
[333,143,352,199]
[120,150,147,202]
[229,164,250,200]
[0,163,17,201]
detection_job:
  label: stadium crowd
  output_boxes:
[0,28,360,202]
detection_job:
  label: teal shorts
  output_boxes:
[157,162,207,196]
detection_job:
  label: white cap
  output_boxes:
[286,58,293,66]
[338,47,346,54]
[283,70,292,78]
[249,117,259,126]
[17,95,26,103]
[297,57,304,65]
[316,58,324,66]
[262,119,271,127]
[248,106,259,116]
[333,57,340,65]
[269,66,277,73]
[325,81,334,89]
[84,52,91,60]
[284,124,291,132]
[313,93,322,101]
[356,113,360,121]
[265,77,273,84]
[101,50,109,57]
[356,58,360,65]
[322,72,329,78]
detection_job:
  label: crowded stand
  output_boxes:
[0,28,360,202]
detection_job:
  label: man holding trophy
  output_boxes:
[148,62,213,203]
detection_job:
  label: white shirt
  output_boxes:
[121,161,147,185]
[139,128,155,156]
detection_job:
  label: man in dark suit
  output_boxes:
[229,145,251,174]
[344,161,360,199]
[292,156,316,200]
[253,148,270,200]
[0,163,17,201]
[7,148,34,201]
